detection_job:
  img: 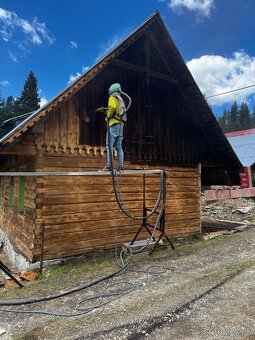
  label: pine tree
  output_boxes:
[217,102,255,133]
[228,101,239,132]
[0,96,16,129]
[0,92,4,107]
[0,92,8,137]
[218,108,232,133]
[0,72,41,137]
[0,92,6,125]
[4,96,16,117]
[218,108,228,132]
[222,109,230,133]
[251,106,255,128]
[17,71,40,115]
[239,102,250,130]
[217,115,224,131]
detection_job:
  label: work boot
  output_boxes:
[117,166,124,172]
[98,166,112,172]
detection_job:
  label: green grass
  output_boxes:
[125,301,145,313]
[12,327,44,340]
[0,250,118,300]
[0,231,247,301]
[226,258,255,273]
[0,243,176,301]
[192,258,255,287]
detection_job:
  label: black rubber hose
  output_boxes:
[119,90,132,112]
[107,112,164,221]
[0,256,131,306]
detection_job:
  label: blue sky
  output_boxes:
[1,0,255,116]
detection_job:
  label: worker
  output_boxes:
[99,83,126,172]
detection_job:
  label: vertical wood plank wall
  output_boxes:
[33,153,200,261]
[34,98,84,155]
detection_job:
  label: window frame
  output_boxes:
[9,176,14,209]
[18,165,26,215]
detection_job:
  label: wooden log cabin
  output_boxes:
[0,12,242,263]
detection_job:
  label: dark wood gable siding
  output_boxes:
[31,29,204,166]
[78,35,203,166]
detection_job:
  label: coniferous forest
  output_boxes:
[0,71,40,138]
[217,101,255,133]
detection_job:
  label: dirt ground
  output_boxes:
[202,196,255,223]
[0,198,255,340]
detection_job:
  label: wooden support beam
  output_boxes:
[112,59,177,83]
[147,28,174,77]
[0,145,37,155]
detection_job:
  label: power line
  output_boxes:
[206,84,255,99]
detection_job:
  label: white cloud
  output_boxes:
[69,41,78,49]
[186,51,255,106]
[0,80,9,86]
[0,7,55,59]
[96,31,129,61]
[82,66,90,73]
[163,0,214,17]
[0,28,11,41]
[39,96,48,107]
[32,17,55,45]
[8,50,18,62]
[67,66,90,85]
[68,72,81,84]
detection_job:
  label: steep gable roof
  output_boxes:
[0,11,243,183]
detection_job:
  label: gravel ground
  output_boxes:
[0,224,254,340]
[145,266,255,340]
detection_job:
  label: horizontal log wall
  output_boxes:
[33,153,200,261]
[165,168,200,236]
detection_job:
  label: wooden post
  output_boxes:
[39,222,45,274]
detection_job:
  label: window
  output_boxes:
[18,176,25,214]
[18,165,26,214]
[0,176,3,203]
[9,176,14,208]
